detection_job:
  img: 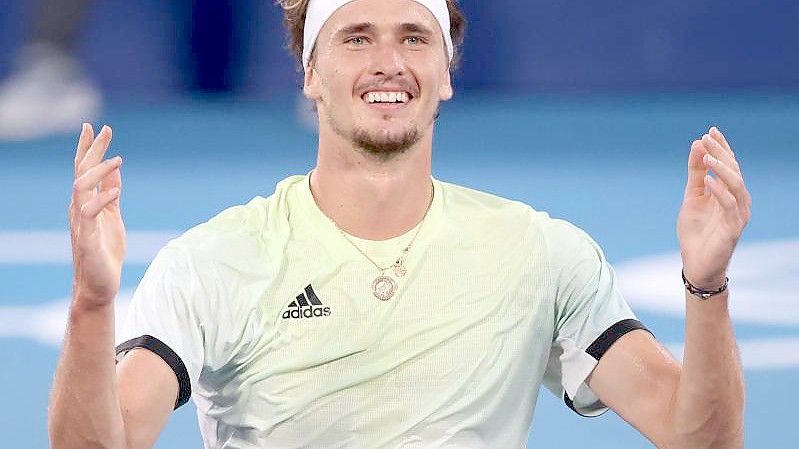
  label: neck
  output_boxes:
[310,123,434,241]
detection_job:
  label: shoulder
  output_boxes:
[440,180,531,214]
[540,216,598,252]
[166,196,269,261]
[539,217,609,293]
[442,181,605,273]
[168,175,305,260]
[439,180,580,239]
[438,180,541,231]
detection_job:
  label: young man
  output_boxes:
[49,0,750,448]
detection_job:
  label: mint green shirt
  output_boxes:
[116,174,643,448]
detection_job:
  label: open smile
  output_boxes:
[360,90,414,110]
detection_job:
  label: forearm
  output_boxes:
[670,290,745,448]
[48,299,128,449]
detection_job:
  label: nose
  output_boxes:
[368,41,406,77]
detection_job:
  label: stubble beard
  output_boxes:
[350,122,421,161]
[323,102,436,162]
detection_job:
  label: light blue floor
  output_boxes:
[1,91,796,448]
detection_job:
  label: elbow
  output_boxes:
[48,406,69,449]
[664,373,745,449]
[48,398,130,449]
[49,417,129,449]
[669,427,744,449]
[668,402,745,449]
[50,433,129,449]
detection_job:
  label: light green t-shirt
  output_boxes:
[116,174,646,449]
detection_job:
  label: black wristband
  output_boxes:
[682,269,729,300]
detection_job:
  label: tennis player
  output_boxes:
[49,0,750,448]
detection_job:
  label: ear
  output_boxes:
[439,68,454,101]
[303,63,322,101]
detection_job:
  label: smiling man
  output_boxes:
[50,1,750,448]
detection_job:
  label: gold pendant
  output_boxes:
[372,275,397,301]
[393,260,407,277]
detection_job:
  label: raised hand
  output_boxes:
[677,126,752,291]
[69,124,126,308]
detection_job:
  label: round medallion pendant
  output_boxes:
[372,275,397,301]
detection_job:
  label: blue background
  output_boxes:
[0,1,797,448]
[2,1,799,96]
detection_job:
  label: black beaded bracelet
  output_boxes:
[682,269,729,300]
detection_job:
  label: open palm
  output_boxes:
[69,124,126,307]
[677,127,751,290]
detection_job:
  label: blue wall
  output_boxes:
[1,0,797,97]
[458,0,799,91]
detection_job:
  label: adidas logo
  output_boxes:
[282,284,331,319]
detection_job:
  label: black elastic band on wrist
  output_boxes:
[682,269,729,300]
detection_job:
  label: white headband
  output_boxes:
[302,0,453,68]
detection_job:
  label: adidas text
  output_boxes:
[282,306,331,319]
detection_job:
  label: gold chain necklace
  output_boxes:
[331,184,433,301]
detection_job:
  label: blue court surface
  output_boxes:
[0,92,796,447]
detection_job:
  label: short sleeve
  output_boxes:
[115,244,206,410]
[541,219,651,417]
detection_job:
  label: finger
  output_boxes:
[705,175,744,229]
[684,139,710,200]
[73,156,123,206]
[703,131,740,175]
[75,156,122,191]
[77,125,113,177]
[74,123,95,175]
[702,152,752,211]
[708,128,740,174]
[701,133,739,174]
[80,187,121,220]
[100,165,123,210]
[100,162,122,192]
[710,126,744,178]
[709,126,734,156]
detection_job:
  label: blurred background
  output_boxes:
[0,0,797,447]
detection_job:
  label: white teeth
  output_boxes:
[365,91,409,103]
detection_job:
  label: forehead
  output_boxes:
[322,0,441,36]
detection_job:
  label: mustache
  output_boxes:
[356,78,418,97]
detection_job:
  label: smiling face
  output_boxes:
[304,0,454,159]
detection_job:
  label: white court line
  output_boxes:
[665,337,799,370]
[616,238,799,326]
[0,230,178,264]
[0,293,795,370]
[0,291,133,347]
[1,231,797,370]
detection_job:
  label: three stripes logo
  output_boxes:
[282,284,331,319]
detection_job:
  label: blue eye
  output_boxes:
[347,36,367,45]
[405,36,427,45]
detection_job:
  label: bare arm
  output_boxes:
[49,301,181,449]
[587,290,744,448]
[588,126,749,448]
[673,290,744,447]
[49,300,128,449]
[48,124,178,449]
